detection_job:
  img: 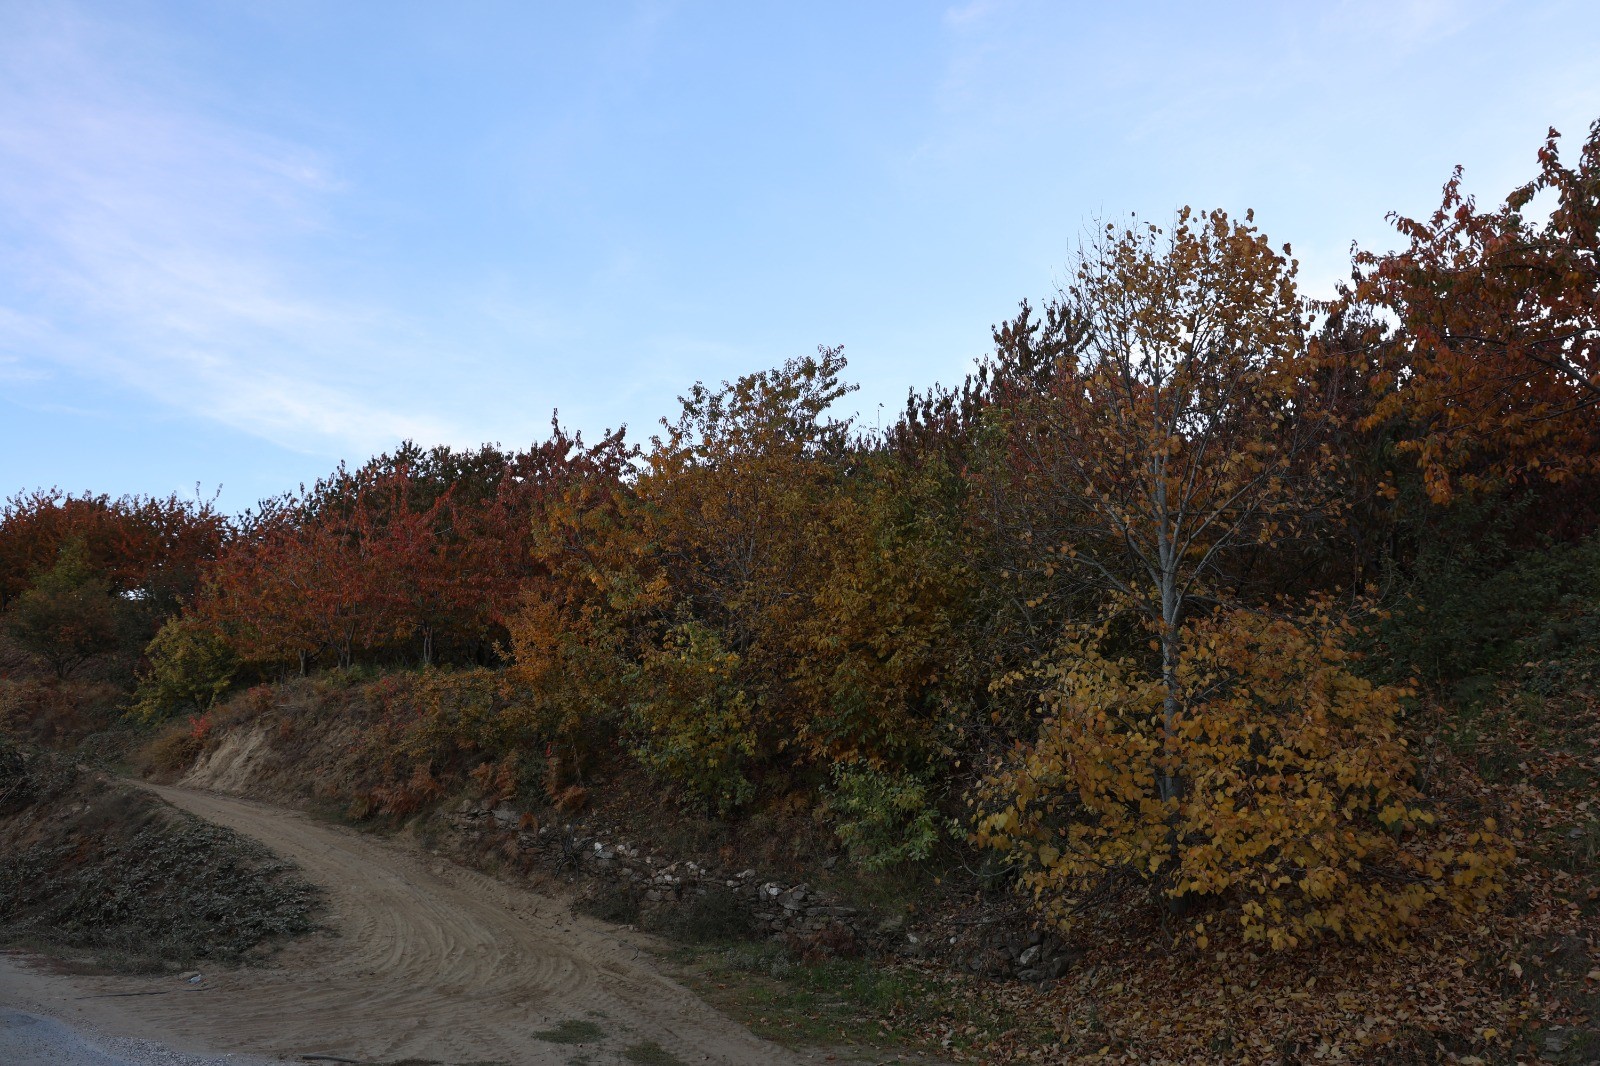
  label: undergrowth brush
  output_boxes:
[679,942,1046,1057]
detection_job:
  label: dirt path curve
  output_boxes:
[1,783,806,1066]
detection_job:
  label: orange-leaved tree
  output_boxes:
[198,491,383,673]
[0,488,227,631]
[789,446,978,769]
[505,425,645,777]
[620,347,855,805]
[1350,119,1600,503]
[1,539,126,679]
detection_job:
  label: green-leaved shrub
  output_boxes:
[827,763,943,871]
[130,617,238,722]
[628,622,757,813]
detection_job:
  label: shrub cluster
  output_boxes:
[9,120,1600,952]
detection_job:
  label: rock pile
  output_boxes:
[955,922,1078,984]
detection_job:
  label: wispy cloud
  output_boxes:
[1318,0,1468,54]
[919,0,1503,165]
[0,3,463,457]
[943,1,1000,28]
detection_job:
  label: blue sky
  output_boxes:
[3,0,1598,512]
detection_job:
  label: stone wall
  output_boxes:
[450,798,1079,985]
[452,799,871,947]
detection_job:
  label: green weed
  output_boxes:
[532,1020,606,1045]
[622,1042,687,1065]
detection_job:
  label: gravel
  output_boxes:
[0,1009,275,1066]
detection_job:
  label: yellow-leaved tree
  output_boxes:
[975,606,1511,948]
[983,208,1338,803]
[974,209,1509,945]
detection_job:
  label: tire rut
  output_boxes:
[11,784,804,1066]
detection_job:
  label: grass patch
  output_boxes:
[622,1041,687,1065]
[677,941,1046,1056]
[578,884,756,944]
[531,1019,606,1044]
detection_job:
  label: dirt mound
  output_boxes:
[0,741,317,971]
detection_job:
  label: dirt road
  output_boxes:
[1,784,805,1066]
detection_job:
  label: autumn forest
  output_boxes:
[4,121,1599,1062]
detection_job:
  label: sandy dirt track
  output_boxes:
[1,783,806,1065]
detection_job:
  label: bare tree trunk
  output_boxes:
[1158,616,1183,804]
[1159,604,1188,918]
[1154,471,1184,805]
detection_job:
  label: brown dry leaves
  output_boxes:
[909,686,1598,1064]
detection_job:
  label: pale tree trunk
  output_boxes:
[1158,615,1182,803]
[1159,564,1188,919]
[1153,461,1184,805]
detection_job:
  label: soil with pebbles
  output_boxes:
[1,1008,276,1066]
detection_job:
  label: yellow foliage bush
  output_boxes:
[357,670,482,756]
[974,606,1511,948]
[790,456,973,768]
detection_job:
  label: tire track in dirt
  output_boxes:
[3,783,805,1066]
